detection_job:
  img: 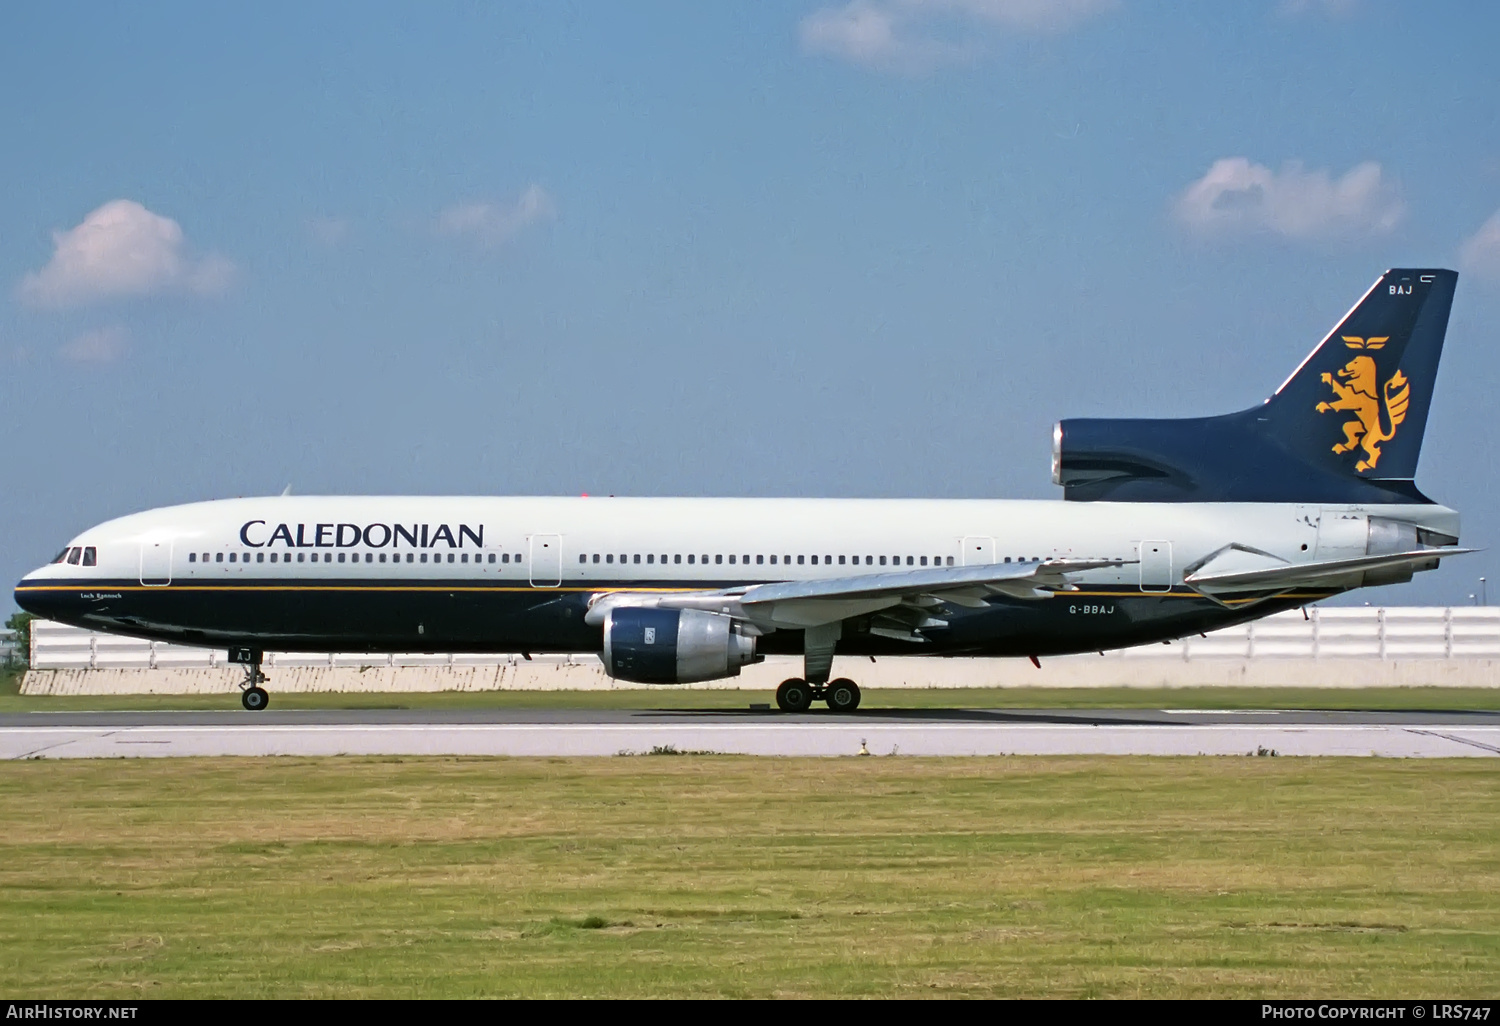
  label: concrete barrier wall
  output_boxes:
[17,607,1500,694]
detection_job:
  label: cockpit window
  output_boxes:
[65,547,82,565]
[82,547,97,567]
[51,548,70,563]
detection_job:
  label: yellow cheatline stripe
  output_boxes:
[14,583,700,595]
[17,583,1334,602]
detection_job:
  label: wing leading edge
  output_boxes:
[583,558,1134,637]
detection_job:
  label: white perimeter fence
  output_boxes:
[26,608,1500,670]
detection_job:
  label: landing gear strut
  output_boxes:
[229,646,270,712]
[774,676,861,713]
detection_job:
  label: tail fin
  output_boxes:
[1054,269,1457,503]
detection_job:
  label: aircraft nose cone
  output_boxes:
[15,571,66,621]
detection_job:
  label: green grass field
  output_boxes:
[1,756,1496,997]
[3,680,1500,713]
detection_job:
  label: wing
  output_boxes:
[583,558,1133,641]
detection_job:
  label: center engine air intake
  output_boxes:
[602,607,761,684]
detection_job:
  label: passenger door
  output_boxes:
[961,536,996,566]
[139,540,173,587]
[1138,540,1171,592]
[529,534,562,588]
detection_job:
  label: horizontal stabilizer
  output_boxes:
[1185,547,1475,600]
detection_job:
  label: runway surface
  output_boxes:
[2,707,1499,758]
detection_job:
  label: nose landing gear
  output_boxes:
[229,647,270,711]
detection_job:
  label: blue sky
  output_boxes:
[3,0,1499,609]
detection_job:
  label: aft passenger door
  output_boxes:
[1138,540,1171,592]
[529,534,562,588]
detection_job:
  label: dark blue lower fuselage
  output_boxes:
[15,576,1328,660]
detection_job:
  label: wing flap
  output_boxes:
[740,558,1129,629]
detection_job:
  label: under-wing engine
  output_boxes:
[602,607,761,684]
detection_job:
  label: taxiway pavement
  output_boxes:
[1,708,1497,758]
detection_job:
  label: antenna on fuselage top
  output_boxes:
[280,484,293,496]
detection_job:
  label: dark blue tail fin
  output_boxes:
[1054,269,1457,503]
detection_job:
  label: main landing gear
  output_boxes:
[775,622,862,713]
[775,677,861,713]
[229,646,270,711]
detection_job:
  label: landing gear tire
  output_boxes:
[825,678,861,713]
[241,686,269,711]
[776,678,814,713]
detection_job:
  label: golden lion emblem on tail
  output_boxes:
[1315,336,1410,472]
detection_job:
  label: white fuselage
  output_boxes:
[19,495,1459,592]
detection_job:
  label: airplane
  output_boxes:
[14,269,1473,713]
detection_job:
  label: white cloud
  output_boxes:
[1459,208,1500,283]
[799,0,1115,71]
[436,185,555,247]
[308,216,350,247]
[19,200,234,308]
[1173,158,1404,241]
[59,325,128,365]
[1278,0,1359,17]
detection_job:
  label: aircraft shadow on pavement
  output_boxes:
[642,707,1176,726]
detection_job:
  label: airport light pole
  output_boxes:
[1481,577,1488,606]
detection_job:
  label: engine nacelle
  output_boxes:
[603,607,761,684]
